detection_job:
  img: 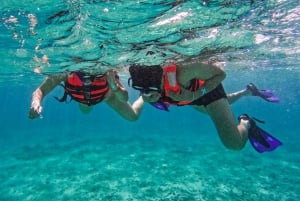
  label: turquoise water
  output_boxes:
[1,1,300,200]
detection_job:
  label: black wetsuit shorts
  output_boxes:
[189,84,227,107]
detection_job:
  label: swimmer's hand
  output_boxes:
[106,70,129,102]
[141,92,160,102]
[28,100,42,119]
[106,70,120,91]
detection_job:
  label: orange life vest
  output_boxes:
[161,64,205,106]
[62,72,109,105]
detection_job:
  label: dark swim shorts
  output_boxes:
[189,84,227,107]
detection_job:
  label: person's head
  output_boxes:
[128,64,163,93]
[78,103,93,114]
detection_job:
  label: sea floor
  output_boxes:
[0,134,299,201]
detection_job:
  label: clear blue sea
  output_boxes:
[0,1,300,200]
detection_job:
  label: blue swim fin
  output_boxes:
[238,114,282,153]
[247,83,280,103]
[139,90,170,112]
[150,102,170,112]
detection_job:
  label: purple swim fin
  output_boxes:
[248,126,282,153]
[150,102,170,112]
[238,114,282,153]
[247,83,280,103]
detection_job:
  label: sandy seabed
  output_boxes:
[0,135,299,201]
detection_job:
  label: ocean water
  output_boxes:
[0,1,300,200]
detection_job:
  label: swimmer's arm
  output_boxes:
[178,61,226,91]
[110,83,129,102]
[167,62,225,102]
[106,70,128,102]
[32,73,67,103]
[29,73,66,119]
[198,62,226,92]
[177,62,226,100]
[106,96,144,121]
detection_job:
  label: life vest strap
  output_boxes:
[163,64,181,96]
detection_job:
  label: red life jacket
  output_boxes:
[160,64,205,106]
[63,72,109,105]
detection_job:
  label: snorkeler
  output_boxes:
[29,70,144,121]
[128,62,282,153]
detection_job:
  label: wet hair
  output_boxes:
[128,64,163,93]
